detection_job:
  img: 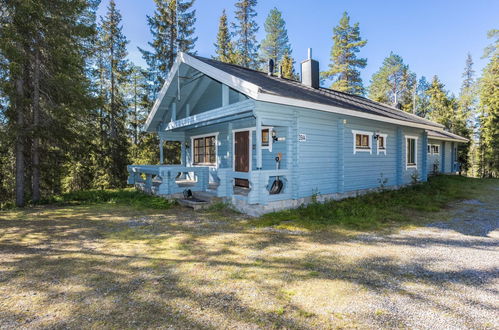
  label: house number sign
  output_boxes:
[298,133,307,142]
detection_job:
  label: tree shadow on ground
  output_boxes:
[0,203,497,328]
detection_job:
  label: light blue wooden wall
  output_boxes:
[427,139,442,174]
[254,101,427,199]
[165,99,437,200]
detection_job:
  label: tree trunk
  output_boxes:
[32,47,41,203]
[15,76,25,207]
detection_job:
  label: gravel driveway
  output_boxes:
[343,197,499,329]
[1,183,498,329]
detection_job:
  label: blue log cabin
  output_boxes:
[127,50,468,216]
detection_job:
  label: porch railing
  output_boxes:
[127,165,209,196]
[216,168,291,205]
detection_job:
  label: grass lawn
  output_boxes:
[0,176,497,328]
[252,175,495,231]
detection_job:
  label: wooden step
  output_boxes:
[192,191,219,202]
[177,197,210,210]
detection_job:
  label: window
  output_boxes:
[428,145,431,154]
[193,135,216,165]
[262,128,270,147]
[431,145,439,154]
[352,130,373,154]
[378,136,385,149]
[356,134,370,149]
[406,137,417,168]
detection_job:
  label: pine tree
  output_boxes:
[322,12,367,95]
[96,0,131,188]
[213,9,237,64]
[259,7,291,69]
[478,29,499,177]
[232,0,259,69]
[369,52,416,111]
[139,0,197,100]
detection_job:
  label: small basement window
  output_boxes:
[406,137,417,168]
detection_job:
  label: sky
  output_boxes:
[96,0,498,96]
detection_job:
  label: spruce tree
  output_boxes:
[280,52,296,79]
[414,76,431,118]
[232,0,259,69]
[96,0,131,188]
[369,52,416,111]
[0,0,98,205]
[456,54,476,174]
[259,7,291,69]
[213,9,237,64]
[426,76,454,129]
[322,12,367,95]
[478,29,499,177]
[139,0,197,100]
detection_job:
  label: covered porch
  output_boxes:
[127,100,295,206]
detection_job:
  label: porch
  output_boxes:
[127,100,295,207]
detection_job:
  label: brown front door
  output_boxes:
[234,130,250,187]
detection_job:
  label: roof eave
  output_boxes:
[256,93,444,131]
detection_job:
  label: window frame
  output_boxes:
[431,144,440,155]
[190,132,219,167]
[405,136,418,169]
[377,133,388,155]
[352,130,373,154]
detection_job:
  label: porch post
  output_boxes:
[421,131,428,181]
[396,127,403,185]
[171,102,177,122]
[180,141,186,165]
[255,115,262,170]
[159,138,164,164]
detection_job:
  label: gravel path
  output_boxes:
[345,197,499,329]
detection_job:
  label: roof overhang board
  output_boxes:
[181,53,260,99]
[255,95,443,131]
[428,136,469,143]
[144,57,182,132]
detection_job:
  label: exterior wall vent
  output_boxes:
[301,48,319,89]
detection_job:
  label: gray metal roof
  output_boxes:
[194,56,444,129]
[427,129,469,142]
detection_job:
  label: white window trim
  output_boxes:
[190,132,219,168]
[432,144,440,155]
[352,130,373,154]
[377,133,388,155]
[405,135,418,169]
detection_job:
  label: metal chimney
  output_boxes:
[301,48,319,88]
[267,58,274,76]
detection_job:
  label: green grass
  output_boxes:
[40,188,175,210]
[250,175,497,231]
